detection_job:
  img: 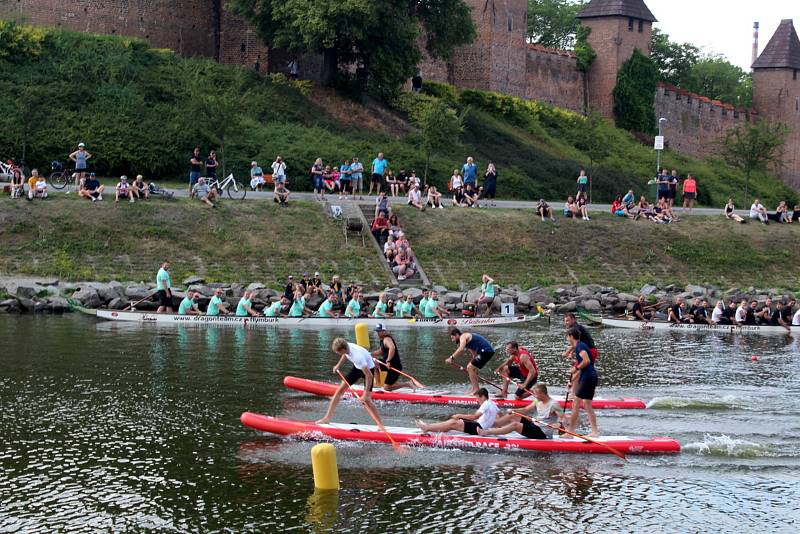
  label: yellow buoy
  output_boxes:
[354,322,370,349]
[311,443,340,490]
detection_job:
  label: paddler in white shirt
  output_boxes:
[478,383,564,439]
[415,388,498,436]
[316,338,383,426]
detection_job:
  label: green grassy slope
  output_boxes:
[1,21,796,207]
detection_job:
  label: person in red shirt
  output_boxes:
[494,341,539,399]
[682,173,698,213]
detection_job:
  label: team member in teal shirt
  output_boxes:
[289,290,308,317]
[394,293,406,317]
[317,294,340,318]
[345,292,362,318]
[207,288,230,316]
[424,291,448,319]
[418,289,430,317]
[478,274,496,317]
[155,261,173,313]
[372,293,390,317]
[236,290,261,316]
[178,290,201,315]
[264,297,286,317]
[399,294,417,318]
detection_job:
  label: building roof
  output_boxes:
[752,19,800,70]
[577,0,657,22]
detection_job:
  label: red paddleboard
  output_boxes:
[283,376,647,409]
[240,412,680,455]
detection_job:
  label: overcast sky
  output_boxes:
[648,0,799,70]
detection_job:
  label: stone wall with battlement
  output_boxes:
[654,82,756,161]
[525,44,585,113]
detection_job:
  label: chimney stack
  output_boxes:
[752,21,759,67]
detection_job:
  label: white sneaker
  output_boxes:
[439,205,444,209]
[98,195,103,201]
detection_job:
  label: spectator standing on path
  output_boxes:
[462,157,478,189]
[310,158,325,201]
[668,169,679,207]
[576,169,589,201]
[271,156,287,186]
[189,148,203,198]
[350,156,364,200]
[339,159,352,199]
[68,143,92,192]
[656,167,669,202]
[682,173,697,213]
[483,163,497,206]
[250,161,265,191]
[155,261,173,314]
[369,152,388,196]
[205,150,218,182]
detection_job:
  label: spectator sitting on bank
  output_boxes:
[395,231,411,251]
[407,183,425,211]
[371,210,390,245]
[250,161,265,191]
[576,195,591,221]
[793,205,800,224]
[386,169,399,197]
[384,235,397,262]
[392,250,416,281]
[427,185,443,209]
[274,181,290,206]
[387,213,401,239]
[28,169,48,200]
[374,191,390,219]
[323,165,337,193]
[464,183,479,207]
[774,201,791,223]
[563,196,577,220]
[79,173,105,202]
[449,169,463,192]
[10,166,24,198]
[192,176,218,208]
[749,198,769,224]
[536,199,555,222]
[115,175,134,203]
[131,175,149,200]
[622,189,635,210]
[453,185,469,207]
[724,198,746,223]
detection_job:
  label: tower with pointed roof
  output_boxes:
[752,19,800,188]
[577,0,657,118]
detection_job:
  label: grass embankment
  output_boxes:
[396,206,800,292]
[0,196,386,285]
[1,21,797,207]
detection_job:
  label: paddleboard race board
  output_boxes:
[283,376,647,410]
[240,413,680,455]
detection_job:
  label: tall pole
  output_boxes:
[752,22,759,68]
[656,118,666,175]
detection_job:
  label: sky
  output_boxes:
[648,0,799,70]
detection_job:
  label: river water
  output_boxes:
[1,315,798,532]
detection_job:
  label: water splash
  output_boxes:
[684,434,771,458]
[646,395,746,411]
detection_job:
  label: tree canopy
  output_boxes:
[718,121,788,205]
[527,0,587,49]
[650,28,700,87]
[228,0,476,100]
[613,49,657,134]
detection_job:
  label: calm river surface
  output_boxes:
[1,315,798,532]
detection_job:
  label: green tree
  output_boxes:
[228,0,475,100]
[718,121,788,206]
[572,111,609,202]
[574,25,596,113]
[613,49,657,133]
[685,57,751,107]
[649,28,700,86]
[527,0,587,49]
[418,101,465,185]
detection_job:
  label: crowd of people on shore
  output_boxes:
[746,198,800,225]
[629,294,800,328]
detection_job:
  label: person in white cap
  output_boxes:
[115,175,134,203]
[250,161,265,191]
[371,324,415,391]
[69,142,92,192]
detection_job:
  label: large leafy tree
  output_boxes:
[649,28,700,87]
[527,0,587,49]
[228,0,476,100]
[685,57,752,108]
[613,50,658,134]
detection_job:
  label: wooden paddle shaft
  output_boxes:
[124,291,158,311]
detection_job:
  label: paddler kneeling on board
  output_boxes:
[478,383,564,439]
[415,388,498,436]
[371,323,416,391]
[494,341,538,400]
[315,338,384,426]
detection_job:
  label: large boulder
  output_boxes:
[71,286,102,308]
[86,282,124,303]
[576,284,602,297]
[517,293,532,307]
[306,293,324,310]
[4,280,45,299]
[432,285,448,295]
[403,287,423,300]
[640,284,658,296]
[556,301,577,313]
[183,275,206,286]
[247,282,266,292]
[499,294,515,304]
[108,297,128,310]
[616,293,638,303]
[125,284,153,300]
[465,287,482,304]
[0,298,20,312]
[685,284,705,296]
[228,283,245,299]
[582,299,602,312]
[600,294,619,306]
[188,284,214,298]
[47,297,71,313]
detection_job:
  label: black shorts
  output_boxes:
[157,290,172,308]
[520,418,548,439]
[668,189,677,199]
[380,359,403,386]
[657,190,669,200]
[683,192,696,200]
[371,173,383,184]
[508,365,525,381]
[462,420,481,435]
[470,350,495,369]
[575,375,598,400]
[344,366,374,390]
[577,184,588,192]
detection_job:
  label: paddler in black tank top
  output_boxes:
[446,327,496,395]
[371,324,415,391]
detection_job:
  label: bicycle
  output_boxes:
[48,161,77,190]
[1,159,28,181]
[207,172,246,200]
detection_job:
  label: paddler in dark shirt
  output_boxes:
[370,324,415,391]
[446,327,496,395]
[689,298,708,324]
[563,312,597,362]
[745,300,758,325]
[631,295,652,321]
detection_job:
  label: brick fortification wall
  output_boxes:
[654,83,755,161]
[218,2,268,73]
[753,69,800,189]
[0,0,220,58]
[525,45,585,113]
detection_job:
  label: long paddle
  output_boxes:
[124,291,159,311]
[510,410,626,460]
[335,369,401,450]
[447,360,504,393]
[372,358,425,389]
[497,371,571,435]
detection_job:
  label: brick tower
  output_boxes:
[437,0,528,98]
[577,0,657,118]
[752,19,800,189]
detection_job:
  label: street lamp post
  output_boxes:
[655,117,667,175]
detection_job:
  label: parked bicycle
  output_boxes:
[48,161,76,190]
[207,173,246,200]
[0,159,28,181]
